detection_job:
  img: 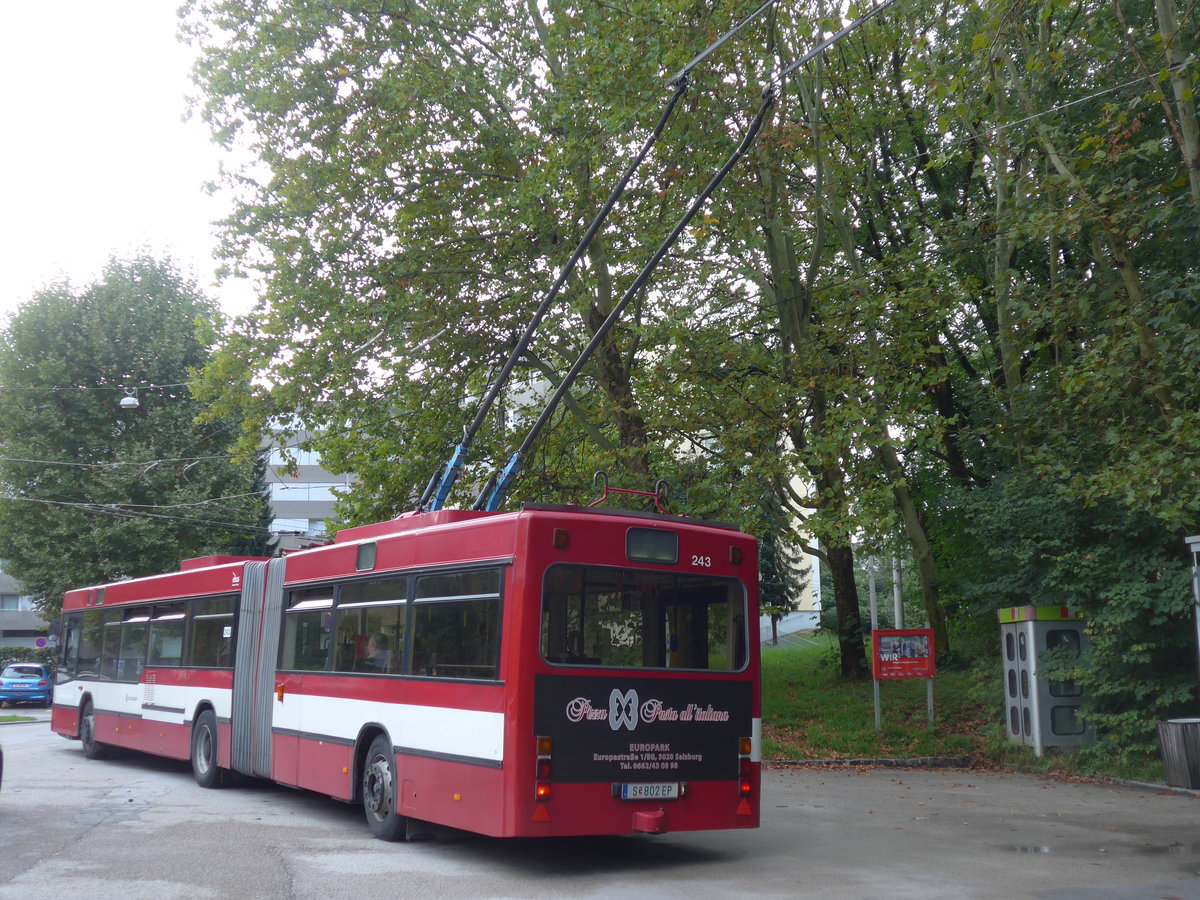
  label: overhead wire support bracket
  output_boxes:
[475,86,778,513]
[420,76,691,512]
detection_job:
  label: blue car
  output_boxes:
[0,663,53,707]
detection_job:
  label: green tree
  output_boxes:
[183,0,1200,739]
[183,0,783,518]
[0,256,272,618]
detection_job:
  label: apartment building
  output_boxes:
[0,564,46,650]
[263,439,352,552]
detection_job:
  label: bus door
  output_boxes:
[110,608,152,743]
[272,582,336,788]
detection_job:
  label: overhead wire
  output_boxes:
[11,496,274,536]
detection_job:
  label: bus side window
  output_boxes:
[101,613,121,680]
[411,569,501,680]
[148,602,186,666]
[190,595,236,668]
[117,608,150,683]
[281,589,334,671]
[333,577,407,675]
[79,610,105,678]
[58,613,81,682]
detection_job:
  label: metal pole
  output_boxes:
[868,559,878,631]
[892,556,903,629]
[869,558,881,731]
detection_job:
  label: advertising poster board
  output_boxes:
[872,628,935,680]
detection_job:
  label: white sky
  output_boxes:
[0,1,255,324]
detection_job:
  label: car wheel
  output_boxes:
[80,700,107,760]
[362,734,407,841]
[191,709,224,788]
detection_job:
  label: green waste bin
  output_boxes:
[1157,719,1200,789]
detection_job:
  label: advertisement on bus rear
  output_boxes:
[535,674,751,782]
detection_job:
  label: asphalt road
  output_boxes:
[1,712,1198,900]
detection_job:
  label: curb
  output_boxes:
[765,757,972,769]
[766,757,1200,797]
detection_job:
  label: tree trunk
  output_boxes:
[1153,0,1200,207]
[873,439,950,654]
[826,541,869,679]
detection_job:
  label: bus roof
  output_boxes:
[62,555,266,611]
[60,505,752,609]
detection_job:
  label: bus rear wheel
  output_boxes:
[363,735,407,841]
[80,700,107,760]
[191,709,224,788]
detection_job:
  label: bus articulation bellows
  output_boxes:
[53,504,760,839]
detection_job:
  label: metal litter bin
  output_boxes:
[1157,718,1200,789]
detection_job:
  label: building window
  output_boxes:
[269,482,344,502]
[268,447,323,467]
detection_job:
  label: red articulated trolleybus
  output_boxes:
[53,504,761,839]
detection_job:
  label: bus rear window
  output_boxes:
[541,565,747,671]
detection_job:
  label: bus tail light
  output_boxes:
[738,736,753,796]
[535,735,553,801]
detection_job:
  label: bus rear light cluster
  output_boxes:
[535,735,553,800]
[738,736,753,797]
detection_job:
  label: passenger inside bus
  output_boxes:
[364,634,392,672]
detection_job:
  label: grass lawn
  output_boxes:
[0,714,36,724]
[760,631,1165,782]
[762,632,991,761]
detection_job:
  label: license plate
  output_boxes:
[620,782,679,801]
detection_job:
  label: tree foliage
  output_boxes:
[0,257,272,618]
[184,0,1200,757]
